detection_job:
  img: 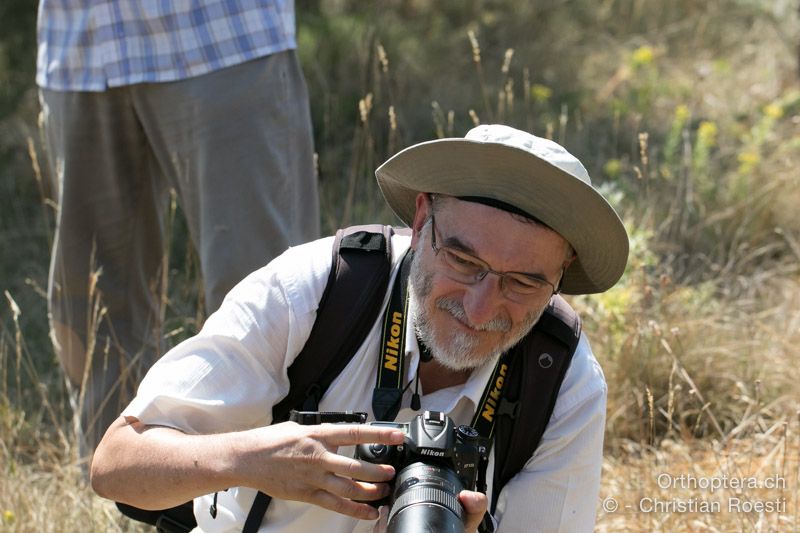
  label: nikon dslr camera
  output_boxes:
[291,409,487,532]
[358,410,488,533]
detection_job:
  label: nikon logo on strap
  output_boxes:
[373,250,412,423]
[383,311,403,371]
[480,363,508,423]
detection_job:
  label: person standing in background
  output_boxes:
[36,0,319,456]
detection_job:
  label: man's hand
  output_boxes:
[232,421,405,520]
[92,416,404,520]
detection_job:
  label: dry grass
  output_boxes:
[582,270,800,532]
[0,460,145,532]
[598,428,800,532]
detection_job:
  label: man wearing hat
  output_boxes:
[91,125,629,532]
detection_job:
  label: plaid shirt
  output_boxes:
[36,0,297,91]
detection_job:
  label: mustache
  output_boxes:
[435,297,512,332]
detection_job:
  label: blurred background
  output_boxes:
[1,1,799,530]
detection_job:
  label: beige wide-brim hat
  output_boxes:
[375,124,629,295]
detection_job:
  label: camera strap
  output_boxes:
[472,355,512,533]
[372,248,414,421]
[470,354,512,439]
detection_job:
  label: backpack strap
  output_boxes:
[244,224,400,533]
[489,294,581,514]
[272,224,397,420]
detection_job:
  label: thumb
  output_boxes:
[458,490,488,533]
[370,505,389,533]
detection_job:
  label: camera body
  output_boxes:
[356,410,488,533]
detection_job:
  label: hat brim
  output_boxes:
[375,138,629,294]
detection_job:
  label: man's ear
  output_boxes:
[564,247,578,269]
[409,193,431,250]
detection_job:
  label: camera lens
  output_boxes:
[386,462,465,533]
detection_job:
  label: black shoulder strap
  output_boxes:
[271,224,397,420]
[245,224,399,533]
[489,294,581,514]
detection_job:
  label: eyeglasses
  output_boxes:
[429,215,562,302]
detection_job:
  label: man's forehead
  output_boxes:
[431,195,573,261]
[434,195,551,231]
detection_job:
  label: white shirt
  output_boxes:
[124,233,607,532]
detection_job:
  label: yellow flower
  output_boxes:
[604,159,623,178]
[631,46,655,68]
[530,84,552,103]
[697,121,718,147]
[737,151,760,173]
[675,104,690,124]
[763,103,784,120]
[3,510,15,524]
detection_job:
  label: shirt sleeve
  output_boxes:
[122,237,335,434]
[493,333,607,533]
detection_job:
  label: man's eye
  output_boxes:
[507,276,547,293]
[446,250,481,269]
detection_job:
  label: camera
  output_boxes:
[288,409,487,532]
[356,410,488,533]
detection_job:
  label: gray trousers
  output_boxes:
[40,50,319,453]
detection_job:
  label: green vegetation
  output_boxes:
[2,1,799,530]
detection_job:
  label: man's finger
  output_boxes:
[318,473,391,502]
[306,488,382,521]
[319,449,396,482]
[316,424,405,447]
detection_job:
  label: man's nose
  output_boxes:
[461,273,506,328]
